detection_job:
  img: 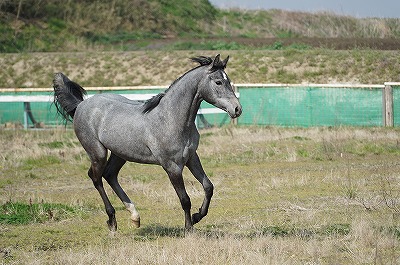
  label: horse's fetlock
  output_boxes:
[106,206,115,217]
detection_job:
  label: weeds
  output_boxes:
[22,156,61,170]
[0,201,83,225]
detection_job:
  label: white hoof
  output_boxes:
[132,217,140,228]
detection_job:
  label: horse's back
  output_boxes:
[97,94,144,106]
[87,94,143,107]
[73,93,154,162]
[76,94,143,115]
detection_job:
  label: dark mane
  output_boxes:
[190,56,212,66]
[192,55,226,72]
[142,56,216,114]
[142,92,166,114]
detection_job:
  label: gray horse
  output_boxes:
[53,54,242,231]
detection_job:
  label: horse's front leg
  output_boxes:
[186,152,214,225]
[163,162,192,231]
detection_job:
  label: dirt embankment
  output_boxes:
[1,48,400,88]
[143,37,400,50]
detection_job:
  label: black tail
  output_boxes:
[53,73,86,121]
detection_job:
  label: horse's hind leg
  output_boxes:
[104,153,140,228]
[186,152,214,225]
[86,147,117,231]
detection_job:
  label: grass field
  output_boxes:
[0,126,399,264]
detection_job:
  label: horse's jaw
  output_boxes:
[212,97,242,119]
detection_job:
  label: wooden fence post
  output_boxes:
[383,84,394,127]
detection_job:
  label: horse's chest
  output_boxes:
[149,128,199,166]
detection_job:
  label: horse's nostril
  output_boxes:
[235,106,242,116]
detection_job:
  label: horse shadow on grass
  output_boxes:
[134,223,230,240]
[136,223,185,239]
[134,223,348,241]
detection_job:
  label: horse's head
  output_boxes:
[197,54,242,119]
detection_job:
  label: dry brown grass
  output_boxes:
[1,50,400,88]
[0,126,399,264]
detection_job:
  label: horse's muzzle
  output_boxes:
[227,101,242,119]
[231,104,242,119]
[214,97,242,119]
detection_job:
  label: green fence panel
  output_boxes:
[0,90,58,125]
[309,87,382,126]
[0,85,386,127]
[238,86,382,127]
[393,86,400,126]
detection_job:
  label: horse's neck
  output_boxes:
[158,69,203,129]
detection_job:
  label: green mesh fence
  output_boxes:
[393,86,400,126]
[0,85,389,127]
[0,90,58,126]
[238,86,383,127]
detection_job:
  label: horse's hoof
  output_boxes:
[192,213,202,224]
[132,218,140,228]
[107,220,117,232]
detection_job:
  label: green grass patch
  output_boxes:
[292,136,311,141]
[258,223,351,238]
[0,202,83,225]
[261,225,290,237]
[387,226,400,239]
[166,40,245,50]
[22,155,61,170]
[344,141,400,156]
[38,141,75,149]
[323,223,351,236]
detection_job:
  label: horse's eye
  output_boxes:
[215,81,222,85]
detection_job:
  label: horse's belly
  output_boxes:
[103,137,157,164]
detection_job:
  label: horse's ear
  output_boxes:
[222,55,229,68]
[213,54,221,68]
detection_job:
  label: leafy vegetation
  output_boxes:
[0,201,82,225]
[1,0,400,52]
[0,0,217,52]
